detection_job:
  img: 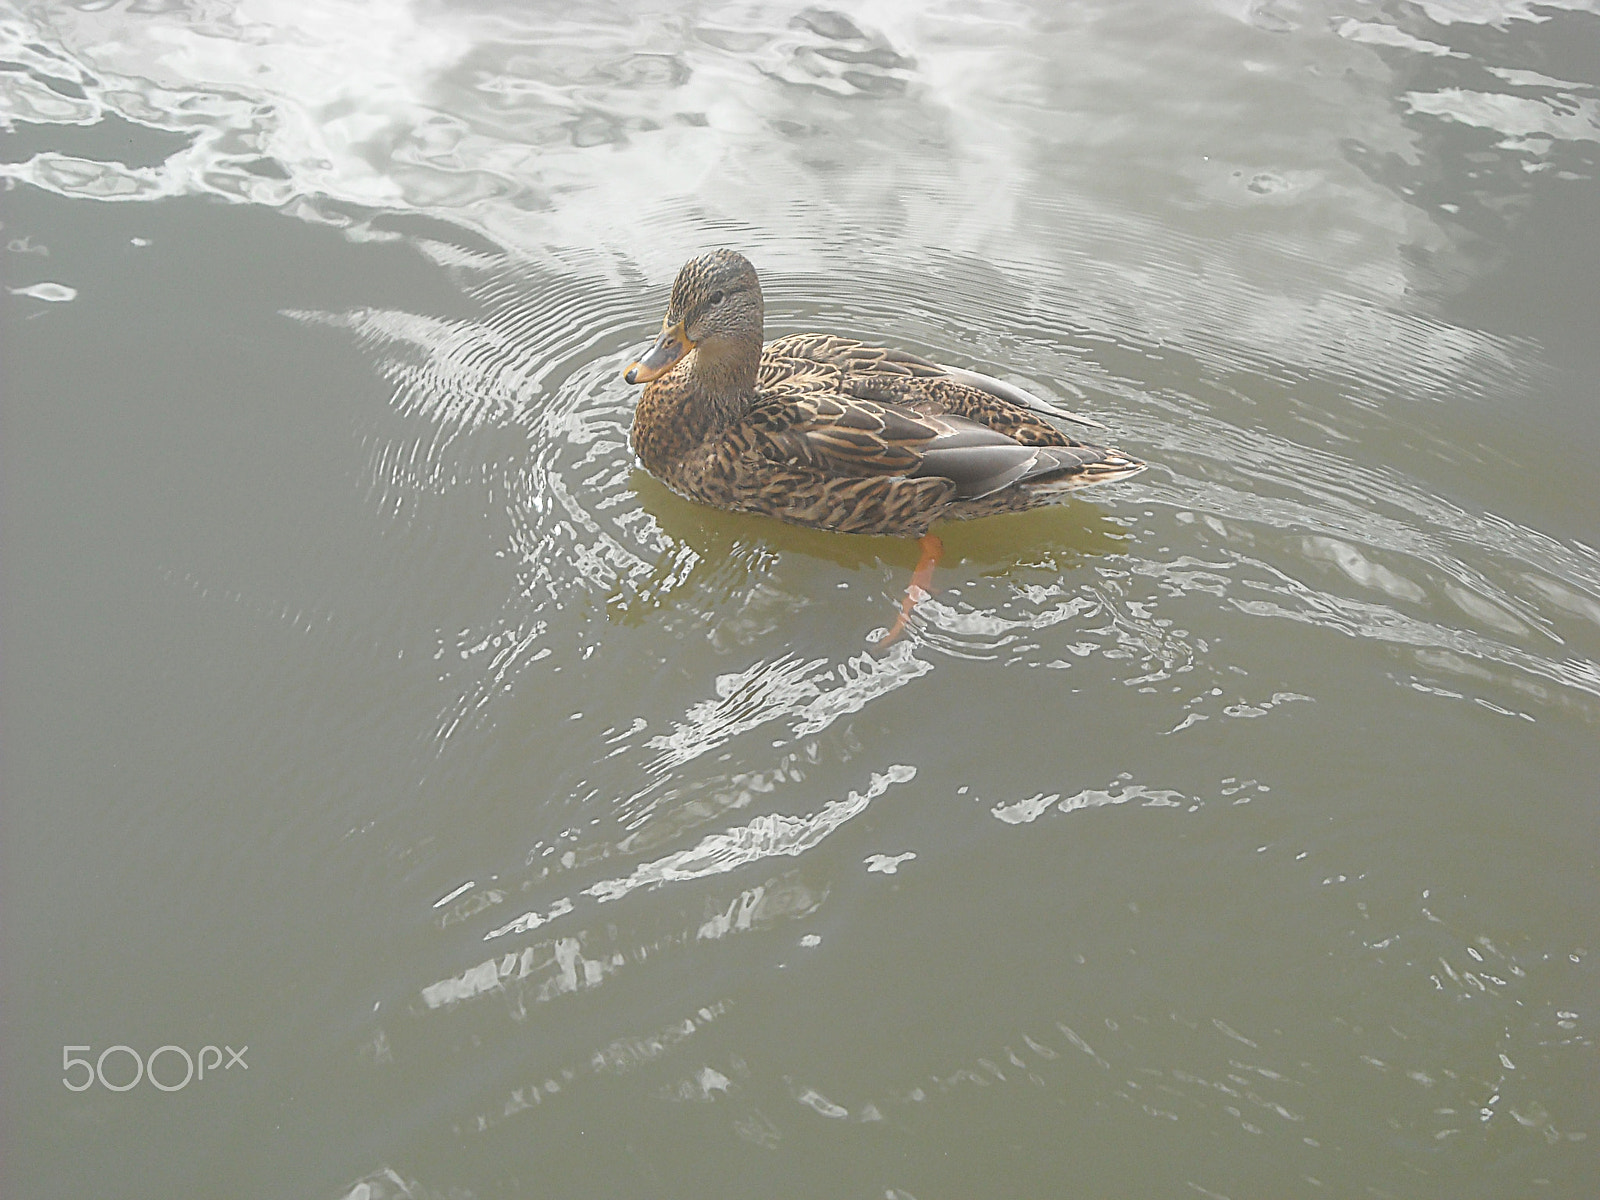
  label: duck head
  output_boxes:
[624,249,764,395]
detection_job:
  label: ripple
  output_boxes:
[587,763,915,903]
[643,651,932,775]
[1405,87,1600,146]
[282,227,1600,766]
[7,279,75,301]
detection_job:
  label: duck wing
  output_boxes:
[761,334,1106,429]
[746,386,1113,501]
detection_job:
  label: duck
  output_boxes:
[623,249,1145,641]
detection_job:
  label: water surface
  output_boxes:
[3,1,1599,1196]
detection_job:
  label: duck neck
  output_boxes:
[687,339,760,428]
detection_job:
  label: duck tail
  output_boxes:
[1032,447,1146,492]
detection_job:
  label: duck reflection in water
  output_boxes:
[623,249,1145,643]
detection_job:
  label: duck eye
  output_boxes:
[709,289,725,307]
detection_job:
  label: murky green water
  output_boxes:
[4,1,1599,1196]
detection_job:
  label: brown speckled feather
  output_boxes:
[627,253,1145,539]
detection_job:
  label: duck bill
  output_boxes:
[624,320,692,384]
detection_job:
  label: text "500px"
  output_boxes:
[63,1044,248,1092]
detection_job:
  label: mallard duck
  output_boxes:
[624,249,1145,639]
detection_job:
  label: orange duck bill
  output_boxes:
[624,320,692,384]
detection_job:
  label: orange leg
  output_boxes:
[877,532,944,647]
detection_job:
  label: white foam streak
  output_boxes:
[585,765,916,903]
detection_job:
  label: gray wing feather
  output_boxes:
[909,415,1101,499]
[912,444,1039,499]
